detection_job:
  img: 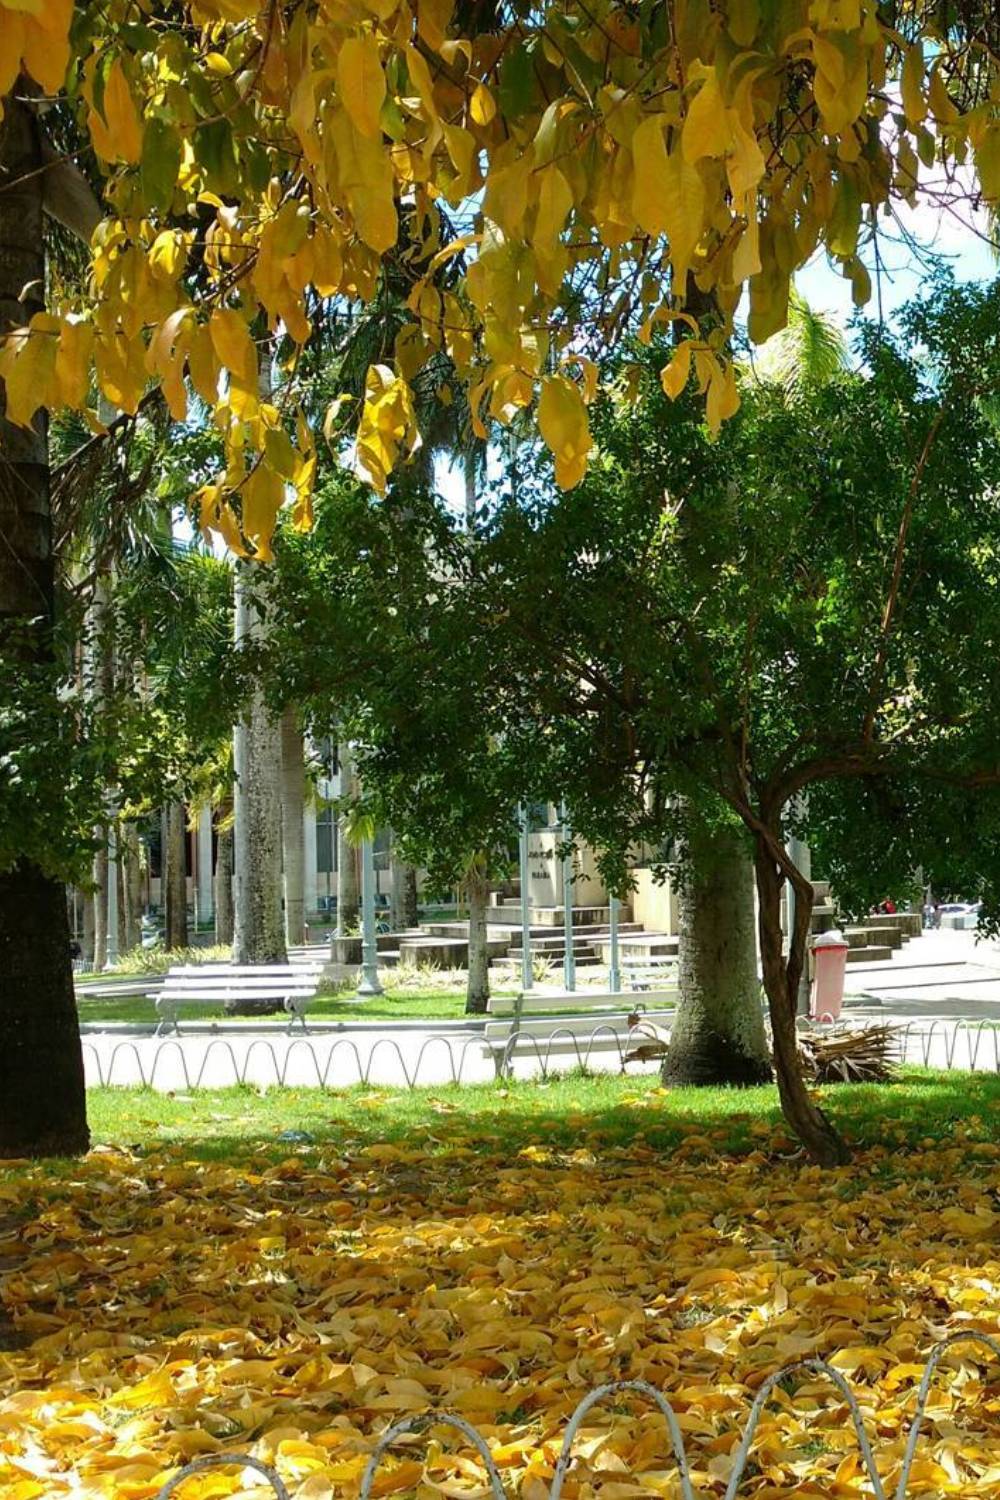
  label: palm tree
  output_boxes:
[754,289,849,391]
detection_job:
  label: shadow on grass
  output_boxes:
[75,1067,1000,1169]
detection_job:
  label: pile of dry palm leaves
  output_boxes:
[624,1013,902,1083]
[798,1022,902,1083]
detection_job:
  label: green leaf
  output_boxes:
[141,116,181,214]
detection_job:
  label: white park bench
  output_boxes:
[622,954,679,992]
[154,963,324,1035]
[483,985,677,1076]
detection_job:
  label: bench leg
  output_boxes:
[285,1000,309,1036]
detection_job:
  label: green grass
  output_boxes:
[75,986,484,1024]
[75,1067,1000,1165]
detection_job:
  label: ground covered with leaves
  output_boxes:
[2,1074,1000,1499]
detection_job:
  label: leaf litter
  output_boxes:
[1,1116,1000,1498]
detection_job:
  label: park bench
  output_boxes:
[622,954,679,992]
[154,962,324,1035]
[483,984,677,1076]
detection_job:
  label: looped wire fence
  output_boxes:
[83,1017,1000,1091]
[152,1331,1000,1500]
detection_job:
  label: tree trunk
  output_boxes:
[336,742,360,931]
[0,87,88,1157]
[754,837,849,1166]
[662,824,771,1086]
[121,822,142,951]
[164,801,189,950]
[402,864,419,927]
[215,814,234,946]
[465,860,491,1013]
[280,705,306,947]
[82,883,95,968]
[233,564,287,977]
[92,837,108,971]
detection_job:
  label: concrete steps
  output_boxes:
[488,904,633,927]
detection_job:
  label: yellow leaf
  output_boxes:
[975,125,1000,203]
[241,460,283,560]
[0,314,60,426]
[148,230,188,283]
[660,341,692,400]
[209,308,256,385]
[682,70,730,162]
[337,33,386,141]
[900,40,926,126]
[0,11,25,97]
[54,319,94,410]
[356,363,420,491]
[21,1,71,93]
[632,118,705,289]
[470,81,496,127]
[418,0,453,54]
[329,106,398,253]
[90,58,142,164]
[538,373,591,490]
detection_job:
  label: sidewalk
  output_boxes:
[845,927,1000,1016]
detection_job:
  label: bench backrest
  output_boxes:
[158,964,322,999]
[487,987,676,1016]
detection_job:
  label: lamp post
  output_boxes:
[560,802,575,992]
[357,833,383,998]
[608,893,621,994]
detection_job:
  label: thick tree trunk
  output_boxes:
[280,705,306,947]
[336,743,360,931]
[662,824,771,1086]
[214,815,234,946]
[164,801,189,950]
[465,861,491,1014]
[0,87,88,1156]
[754,837,849,1166]
[233,564,287,977]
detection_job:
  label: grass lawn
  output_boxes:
[4,1071,1000,1498]
[76,1066,1000,1159]
[74,986,488,1025]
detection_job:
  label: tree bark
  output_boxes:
[336,742,360,931]
[280,705,306,947]
[164,801,189,950]
[465,860,491,1013]
[754,836,849,1166]
[215,814,234,946]
[0,86,88,1156]
[82,882,95,968]
[121,822,142,951]
[92,836,108,971]
[662,824,772,1086]
[233,564,287,976]
[402,863,419,927]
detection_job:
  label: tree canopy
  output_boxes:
[3,1,1000,555]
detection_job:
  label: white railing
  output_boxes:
[81,1017,1000,1090]
[151,1332,1000,1500]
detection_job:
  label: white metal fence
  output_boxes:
[81,1017,1000,1090]
[151,1331,1000,1500]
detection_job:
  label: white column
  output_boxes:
[303,804,318,919]
[196,804,214,926]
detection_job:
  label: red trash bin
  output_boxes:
[810,929,849,1022]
